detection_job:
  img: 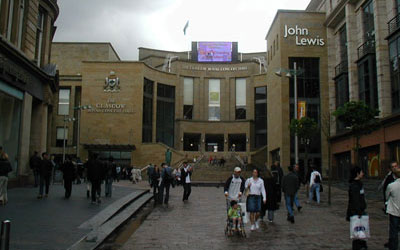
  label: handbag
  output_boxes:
[350,215,370,239]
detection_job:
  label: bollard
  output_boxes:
[0,220,10,250]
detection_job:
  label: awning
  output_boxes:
[83,144,136,151]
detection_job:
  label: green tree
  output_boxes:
[289,117,319,172]
[333,101,380,165]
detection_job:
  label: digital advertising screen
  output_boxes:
[197,42,232,62]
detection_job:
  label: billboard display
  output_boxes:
[198,42,232,62]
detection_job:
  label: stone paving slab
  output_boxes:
[121,184,388,250]
[0,182,139,250]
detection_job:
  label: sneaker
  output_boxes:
[298,206,302,212]
[255,221,259,229]
[250,224,256,231]
[268,220,273,223]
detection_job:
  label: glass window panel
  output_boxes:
[235,78,246,106]
[208,106,220,121]
[183,78,194,105]
[56,127,68,140]
[121,152,131,159]
[58,89,70,115]
[209,79,220,106]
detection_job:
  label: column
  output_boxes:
[18,93,32,177]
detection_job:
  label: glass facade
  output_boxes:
[289,57,321,167]
[254,87,267,148]
[142,78,153,143]
[235,78,246,120]
[0,89,23,178]
[156,83,175,147]
[208,79,220,121]
[389,37,400,112]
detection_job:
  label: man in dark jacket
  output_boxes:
[37,152,53,199]
[30,151,41,187]
[87,154,105,204]
[271,161,284,203]
[60,156,75,199]
[159,163,173,206]
[282,166,299,223]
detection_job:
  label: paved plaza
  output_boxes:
[122,184,388,250]
[0,182,139,250]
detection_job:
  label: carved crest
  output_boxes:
[104,71,120,92]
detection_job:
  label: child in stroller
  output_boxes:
[225,200,246,237]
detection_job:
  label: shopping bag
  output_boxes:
[350,215,370,239]
[238,203,249,224]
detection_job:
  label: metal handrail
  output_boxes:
[388,13,400,35]
[357,39,375,59]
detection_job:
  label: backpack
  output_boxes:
[315,174,321,183]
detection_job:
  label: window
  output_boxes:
[363,0,375,41]
[34,9,44,67]
[6,0,14,40]
[142,78,153,143]
[17,0,24,48]
[235,78,246,120]
[205,134,224,152]
[56,127,68,147]
[58,89,70,115]
[156,84,175,147]
[255,87,267,148]
[208,79,220,121]
[228,134,246,152]
[358,56,378,109]
[335,74,349,131]
[183,133,201,151]
[389,37,400,112]
[183,78,193,120]
[339,25,348,63]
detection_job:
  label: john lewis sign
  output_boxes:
[284,25,325,47]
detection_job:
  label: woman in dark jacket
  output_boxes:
[261,169,279,222]
[151,165,161,204]
[347,166,367,250]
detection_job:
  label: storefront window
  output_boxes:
[0,88,23,178]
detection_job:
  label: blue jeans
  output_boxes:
[39,175,50,195]
[285,194,294,217]
[309,184,320,203]
[294,192,301,208]
[389,214,400,250]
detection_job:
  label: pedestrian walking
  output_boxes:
[245,168,266,231]
[271,161,283,203]
[146,163,154,185]
[0,147,12,205]
[104,157,114,197]
[261,169,279,222]
[386,167,400,250]
[37,152,53,199]
[29,151,41,187]
[159,163,174,206]
[282,166,299,224]
[293,164,303,211]
[224,167,245,203]
[346,166,368,250]
[308,166,322,204]
[60,156,75,199]
[181,162,193,202]
[151,165,161,202]
[87,153,105,204]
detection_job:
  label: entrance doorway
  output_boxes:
[205,134,224,152]
[183,133,201,151]
[228,134,246,152]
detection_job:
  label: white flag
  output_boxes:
[183,20,189,35]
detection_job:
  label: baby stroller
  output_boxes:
[225,199,246,237]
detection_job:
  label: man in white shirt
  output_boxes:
[181,162,193,202]
[224,167,246,205]
[386,168,400,250]
[308,167,322,204]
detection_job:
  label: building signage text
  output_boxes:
[284,25,325,47]
[182,65,248,72]
[88,98,134,114]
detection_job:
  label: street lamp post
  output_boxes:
[74,103,92,159]
[275,62,302,165]
[63,115,75,163]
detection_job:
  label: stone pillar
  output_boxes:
[374,0,392,117]
[18,93,33,177]
[345,3,359,102]
[327,27,338,136]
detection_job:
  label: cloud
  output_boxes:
[54,0,310,60]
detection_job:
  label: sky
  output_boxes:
[54,0,310,60]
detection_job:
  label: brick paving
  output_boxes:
[0,181,139,250]
[121,184,388,250]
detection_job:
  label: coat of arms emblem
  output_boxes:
[104,71,120,92]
